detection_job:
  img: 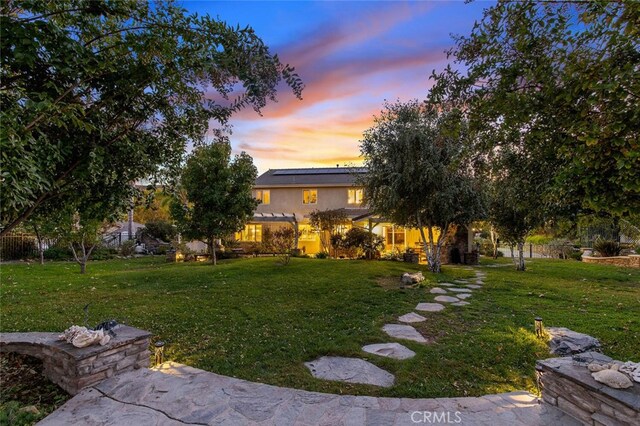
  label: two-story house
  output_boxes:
[235,167,474,258]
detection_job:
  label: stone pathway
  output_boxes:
[362,343,416,360]
[415,302,445,312]
[305,356,395,387]
[398,312,426,323]
[40,362,580,425]
[434,295,460,303]
[304,267,486,396]
[382,324,427,343]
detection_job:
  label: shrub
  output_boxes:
[547,239,574,259]
[593,239,621,257]
[568,251,583,261]
[315,252,328,259]
[381,248,403,261]
[120,240,136,256]
[91,247,118,260]
[342,228,384,259]
[43,246,73,260]
[525,235,553,245]
[476,238,499,257]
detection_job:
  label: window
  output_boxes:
[235,224,262,242]
[302,189,317,204]
[348,188,364,205]
[298,224,317,241]
[384,226,405,245]
[255,190,270,205]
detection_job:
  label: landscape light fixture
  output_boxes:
[154,341,165,365]
[535,317,544,338]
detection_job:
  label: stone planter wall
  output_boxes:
[0,326,151,395]
[536,357,639,425]
[582,255,640,268]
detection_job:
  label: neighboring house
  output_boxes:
[236,167,475,261]
[103,221,145,247]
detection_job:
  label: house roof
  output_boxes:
[255,167,367,187]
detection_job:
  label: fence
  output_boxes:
[0,233,38,260]
[497,242,576,259]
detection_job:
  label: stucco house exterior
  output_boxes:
[235,167,475,262]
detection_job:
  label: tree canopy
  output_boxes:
[430,0,639,217]
[170,142,258,264]
[359,100,485,273]
[1,0,303,236]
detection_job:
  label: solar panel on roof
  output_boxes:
[272,168,366,176]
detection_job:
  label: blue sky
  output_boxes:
[181,1,492,173]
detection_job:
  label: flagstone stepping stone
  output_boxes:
[305,356,395,387]
[362,343,416,360]
[398,312,426,323]
[452,301,470,306]
[439,283,455,287]
[466,284,482,289]
[429,287,448,294]
[415,302,445,312]
[447,287,472,293]
[454,280,470,284]
[475,280,485,285]
[382,324,427,343]
[434,295,460,303]
[457,293,472,300]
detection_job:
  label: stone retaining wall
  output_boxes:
[0,326,151,395]
[582,255,640,268]
[536,357,639,425]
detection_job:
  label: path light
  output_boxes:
[154,341,165,365]
[535,317,544,338]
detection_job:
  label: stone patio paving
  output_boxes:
[39,362,580,425]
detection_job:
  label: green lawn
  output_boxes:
[1,256,638,399]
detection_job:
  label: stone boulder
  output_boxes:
[546,327,601,355]
[401,272,425,284]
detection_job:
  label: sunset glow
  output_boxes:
[185,1,489,173]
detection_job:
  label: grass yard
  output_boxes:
[1,256,639,400]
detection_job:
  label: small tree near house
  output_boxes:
[265,227,296,265]
[309,209,349,256]
[171,142,258,265]
[359,100,485,273]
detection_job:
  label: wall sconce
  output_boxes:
[154,341,165,365]
[535,317,544,338]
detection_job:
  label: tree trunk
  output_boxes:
[80,261,86,274]
[490,227,498,259]
[33,223,45,265]
[208,239,216,265]
[517,241,526,271]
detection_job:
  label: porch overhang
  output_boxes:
[251,213,297,223]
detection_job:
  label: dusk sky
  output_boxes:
[184,1,492,173]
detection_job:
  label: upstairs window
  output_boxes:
[255,189,270,205]
[303,189,317,204]
[348,188,364,205]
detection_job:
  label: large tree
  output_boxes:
[0,0,303,236]
[430,0,639,218]
[170,142,258,265]
[359,100,485,273]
